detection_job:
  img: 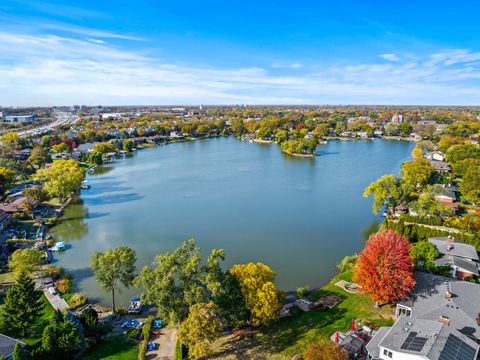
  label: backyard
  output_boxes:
[210,271,396,359]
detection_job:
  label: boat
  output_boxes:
[80,184,91,190]
[51,241,65,252]
[382,211,388,217]
[128,296,143,314]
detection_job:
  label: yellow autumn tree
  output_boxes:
[178,302,222,359]
[411,146,423,159]
[229,262,284,326]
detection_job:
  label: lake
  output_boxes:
[51,137,414,307]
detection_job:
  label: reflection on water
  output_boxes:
[50,199,88,242]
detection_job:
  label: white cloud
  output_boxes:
[271,62,303,69]
[380,53,400,62]
[0,31,479,105]
[87,38,106,44]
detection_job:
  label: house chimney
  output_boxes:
[445,291,452,300]
[438,316,450,326]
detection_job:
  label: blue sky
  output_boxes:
[1,0,480,105]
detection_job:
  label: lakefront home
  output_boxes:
[428,237,479,279]
[367,272,480,360]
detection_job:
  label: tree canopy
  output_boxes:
[353,229,415,304]
[400,159,435,191]
[363,174,401,214]
[230,262,284,326]
[0,271,44,337]
[91,246,136,312]
[178,302,222,359]
[9,248,43,276]
[36,160,84,203]
[135,239,225,323]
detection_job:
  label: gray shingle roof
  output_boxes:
[0,334,25,358]
[397,272,480,339]
[366,327,390,358]
[429,237,479,261]
[434,255,479,275]
[376,316,478,360]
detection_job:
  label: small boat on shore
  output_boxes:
[128,296,143,314]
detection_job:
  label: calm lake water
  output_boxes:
[51,137,414,306]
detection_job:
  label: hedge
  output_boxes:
[5,239,37,244]
[384,220,479,250]
[174,341,183,360]
[138,316,154,360]
[399,214,444,226]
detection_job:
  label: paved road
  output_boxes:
[18,112,79,137]
[146,327,177,360]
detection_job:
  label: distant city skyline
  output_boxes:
[1,1,480,106]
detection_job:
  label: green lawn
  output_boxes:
[211,271,396,359]
[82,336,138,360]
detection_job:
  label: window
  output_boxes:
[397,306,411,317]
[383,349,393,358]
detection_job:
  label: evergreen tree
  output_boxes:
[41,311,81,359]
[0,271,44,337]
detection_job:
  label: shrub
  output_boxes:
[336,254,358,272]
[296,286,309,298]
[138,316,154,360]
[46,265,65,280]
[55,273,73,294]
[67,293,88,309]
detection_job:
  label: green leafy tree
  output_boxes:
[446,144,480,164]
[0,272,44,336]
[122,139,135,153]
[452,158,480,177]
[135,239,225,323]
[36,160,84,203]
[213,272,248,326]
[92,142,116,154]
[337,254,359,272]
[22,186,47,204]
[9,248,43,276]
[91,246,136,312]
[178,302,222,359]
[0,166,16,197]
[410,241,439,266]
[401,159,435,191]
[86,151,103,165]
[41,311,81,359]
[28,146,51,167]
[79,308,98,337]
[51,143,69,153]
[363,174,401,214]
[461,162,480,204]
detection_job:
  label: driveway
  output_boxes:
[146,327,177,360]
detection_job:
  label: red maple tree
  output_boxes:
[353,229,415,304]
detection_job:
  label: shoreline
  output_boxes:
[48,136,409,309]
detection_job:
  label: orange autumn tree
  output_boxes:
[353,229,415,305]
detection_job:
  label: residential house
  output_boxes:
[366,316,478,360]
[428,159,451,173]
[367,272,480,359]
[428,237,479,279]
[396,272,480,339]
[0,334,26,359]
[426,151,445,162]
